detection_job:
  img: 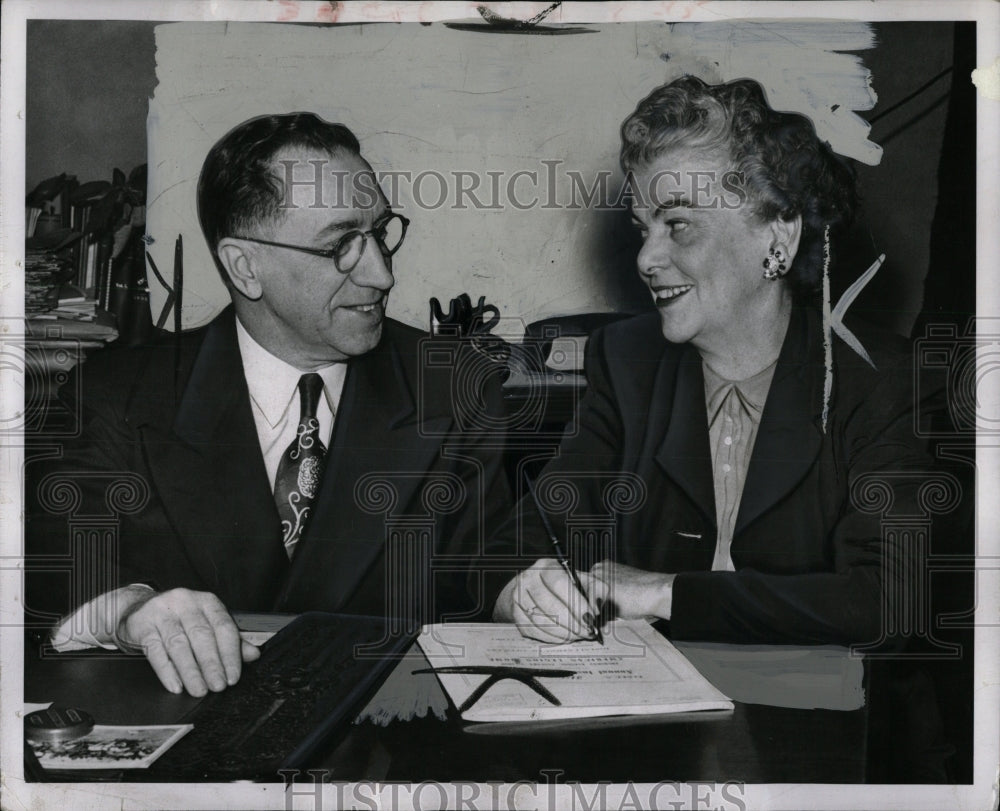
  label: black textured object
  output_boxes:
[429,293,500,337]
[150,612,413,781]
[429,293,511,383]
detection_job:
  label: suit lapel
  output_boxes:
[647,306,825,536]
[274,330,451,612]
[129,309,287,607]
[652,343,716,524]
[735,306,824,535]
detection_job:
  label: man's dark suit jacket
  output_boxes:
[490,305,941,645]
[27,307,510,626]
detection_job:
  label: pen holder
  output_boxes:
[428,293,511,382]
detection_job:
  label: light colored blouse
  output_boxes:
[703,360,778,571]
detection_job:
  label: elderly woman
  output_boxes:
[493,76,933,646]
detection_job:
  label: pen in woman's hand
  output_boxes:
[524,473,604,644]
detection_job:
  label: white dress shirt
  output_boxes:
[236,318,346,489]
[52,316,347,651]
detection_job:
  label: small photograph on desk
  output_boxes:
[29,724,192,770]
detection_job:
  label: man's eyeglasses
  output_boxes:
[233,213,409,274]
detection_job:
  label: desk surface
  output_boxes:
[24,635,870,784]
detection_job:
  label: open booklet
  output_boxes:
[416,619,733,722]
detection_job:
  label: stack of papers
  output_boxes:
[418,620,733,722]
[50,295,97,321]
[25,251,65,315]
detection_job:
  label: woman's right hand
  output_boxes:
[493,559,606,643]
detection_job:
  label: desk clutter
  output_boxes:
[25,243,76,317]
[148,613,411,780]
[25,614,414,779]
[25,704,191,771]
[25,613,874,783]
[25,167,151,347]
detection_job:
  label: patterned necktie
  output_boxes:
[274,373,327,558]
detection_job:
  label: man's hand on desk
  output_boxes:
[493,559,608,643]
[116,588,260,697]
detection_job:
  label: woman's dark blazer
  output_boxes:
[495,305,943,645]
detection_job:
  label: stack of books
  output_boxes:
[68,204,115,300]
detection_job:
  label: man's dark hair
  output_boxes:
[197,112,361,284]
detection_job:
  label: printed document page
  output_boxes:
[417,620,733,722]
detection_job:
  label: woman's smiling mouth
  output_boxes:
[652,284,693,304]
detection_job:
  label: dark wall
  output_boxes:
[26,20,157,190]
[846,22,958,333]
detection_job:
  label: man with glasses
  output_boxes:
[28,114,510,696]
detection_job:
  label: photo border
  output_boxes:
[2,2,997,809]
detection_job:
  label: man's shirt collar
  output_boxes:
[235,318,346,428]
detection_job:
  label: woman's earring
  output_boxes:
[762,245,788,280]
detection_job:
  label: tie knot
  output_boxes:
[297,373,324,420]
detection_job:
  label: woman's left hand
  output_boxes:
[589,560,676,622]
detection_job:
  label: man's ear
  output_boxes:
[770,214,802,263]
[216,239,263,300]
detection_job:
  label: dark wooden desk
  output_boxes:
[339,704,867,784]
[23,635,870,784]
